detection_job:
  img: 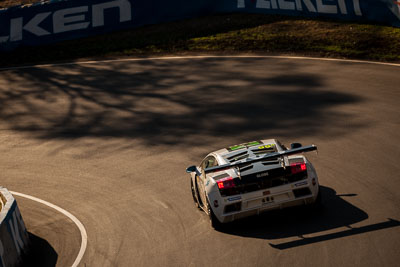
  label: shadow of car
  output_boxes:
[216,186,400,249]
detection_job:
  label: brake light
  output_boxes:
[290,162,307,174]
[217,177,235,189]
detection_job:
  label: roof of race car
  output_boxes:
[212,139,279,160]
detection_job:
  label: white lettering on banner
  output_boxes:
[22,12,51,36]
[338,0,347,14]
[353,0,361,16]
[10,18,23,41]
[240,0,362,15]
[278,0,295,10]
[0,0,132,43]
[272,0,279,9]
[316,0,337,14]
[256,0,278,9]
[53,6,90,34]
[10,12,51,41]
[256,0,271,9]
[295,0,303,11]
[8,208,26,255]
[92,0,132,27]
[300,0,317,12]
[0,240,5,267]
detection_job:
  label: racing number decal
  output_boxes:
[227,141,262,151]
[257,144,275,149]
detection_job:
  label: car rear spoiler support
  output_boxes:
[204,144,317,174]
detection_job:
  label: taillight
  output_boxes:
[217,177,235,189]
[290,162,307,174]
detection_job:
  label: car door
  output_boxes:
[198,155,218,206]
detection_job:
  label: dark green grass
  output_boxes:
[1,13,400,67]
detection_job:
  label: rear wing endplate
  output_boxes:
[204,144,317,174]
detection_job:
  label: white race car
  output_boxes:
[186,139,321,228]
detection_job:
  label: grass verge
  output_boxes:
[1,13,400,67]
[0,0,38,9]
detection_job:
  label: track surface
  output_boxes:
[0,56,399,266]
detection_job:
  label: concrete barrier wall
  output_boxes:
[0,188,29,267]
[0,0,399,51]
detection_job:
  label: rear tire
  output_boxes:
[207,200,223,230]
[191,178,200,210]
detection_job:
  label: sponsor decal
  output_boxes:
[257,144,275,150]
[206,180,210,186]
[0,0,132,44]
[295,181,308,187]
[256,172,269,178]
[228,196,242,201]
[238,0,362,16]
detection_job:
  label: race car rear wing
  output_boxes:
[204,144,317,174]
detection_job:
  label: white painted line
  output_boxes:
[10,191,87,267]
[0,55,399,71]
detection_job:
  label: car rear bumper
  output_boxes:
[217,183,318,223]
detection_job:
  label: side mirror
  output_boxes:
[290,143,302,149]
[186,165,197,173]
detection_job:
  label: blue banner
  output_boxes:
[218,0,400,26]
[0,0,399,51]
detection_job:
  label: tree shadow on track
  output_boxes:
[0,58,366,150]
[20,232,58,267]
[217,186,400,249]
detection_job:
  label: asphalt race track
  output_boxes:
[0,56,399,266]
